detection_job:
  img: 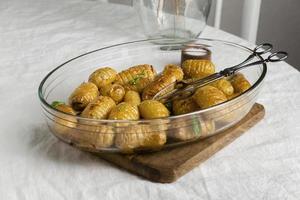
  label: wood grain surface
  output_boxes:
[96,103,265,183]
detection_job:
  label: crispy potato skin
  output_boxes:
[94,127,115,148]
[210,78,234,96]
[54,104,77,129]
[142,74,177,100]
[69,82,99,111]
[162,64,184,81]
[115,64,157,93]
[169,118,215,141]
[108,102,140,120]
[172,98,199,115]
[115,126,166,153]
[53,104,77,141]
[230,73,251,93]
[139,100,170,119]
[88,67,117,89]
[124,90,141,106]
[81,96,116,119]
[55,104,77,115]
[100,83,125,103]
[75,124,115,148]
[182,59,215,79]
[193,85,227,109]
[79,96,116,148]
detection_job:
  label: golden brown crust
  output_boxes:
[108,102,140,120]
[81,96,116,119]
[68,82,99,111]
[94,128,115,148]
[77,97,116,147]
[172,97,199,115]
[169,118,215,141]
[88,67,117,89]
[115,64,157,93]
[230,73,251,93]
[193,85,227,109]
[115,126,166,153]
[100,83,125,103]
[142,74,177,100]
[210,78,234,96]
[55,104,77,115]
[182,59,215,79]
[52,104,77,141]
[123,90,141,106]
[73,124,115,148]
[138,100,170,119]
[162,64,184,81]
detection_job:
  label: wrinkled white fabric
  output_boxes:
[0,0,299,199]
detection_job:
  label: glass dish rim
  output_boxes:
[38,38,267,123]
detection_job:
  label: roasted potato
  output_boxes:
[230,73,251,93]
[53,102,77,116]
[139,100,170,119]
[74,124,115,148]
[108,102,139,120]
[115,64,157,93]
[115,126,166,153]
[52,102,77,141]
[162,64,184,81]
[182,59,215,79]
[100,83,125,103]
[169,118,215,141]
[78,96,116,148]
[210,78,234,96]
[193,85,227,109]
[88,67,117,89]
[81,96,116,119]
[172,97,199,115]
[68,82,99,111]
[123,90,141,106]
[142,74,177,100]
[94,126,115,148]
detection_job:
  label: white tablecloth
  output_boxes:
[0,1,300,199]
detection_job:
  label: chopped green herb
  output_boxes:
[129,71,146,85]
[51,101,65,108]
[164,101,173,111]
[192,116,202,136]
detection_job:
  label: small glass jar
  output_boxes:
[133,0,212,43]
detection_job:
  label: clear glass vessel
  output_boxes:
[133,0,212,43]
[38,39,267,154]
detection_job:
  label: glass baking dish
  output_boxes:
[38,38,266,153]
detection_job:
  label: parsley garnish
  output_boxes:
[51,101,65,108]
[129,71,146,85]
[164,101,173,111]
[192,116,202,136]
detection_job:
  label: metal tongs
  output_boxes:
[153,43,288,103]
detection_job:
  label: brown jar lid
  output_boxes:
[181,45,211,65]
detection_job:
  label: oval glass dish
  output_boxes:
[38,39,266,153]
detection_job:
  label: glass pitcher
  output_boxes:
[133,0,212,43]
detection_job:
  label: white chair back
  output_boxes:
[214,0,262,43]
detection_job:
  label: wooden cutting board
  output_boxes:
[96,103,265,183]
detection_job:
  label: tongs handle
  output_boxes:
[154,44,288,103]
[221,51,288,77]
